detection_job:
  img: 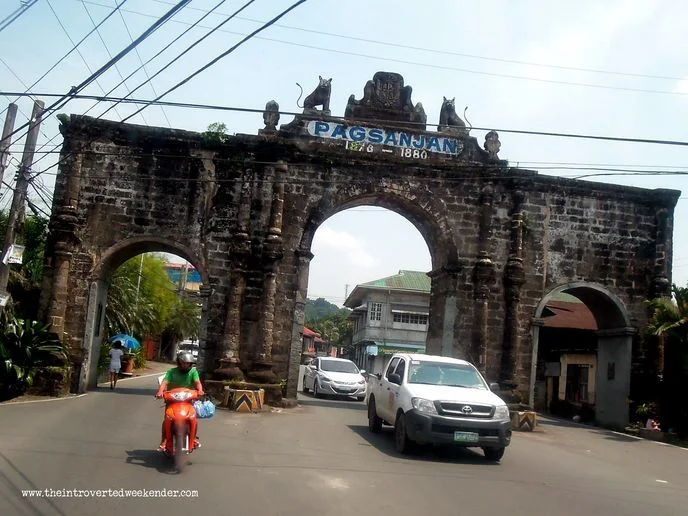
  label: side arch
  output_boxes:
[530,281,634,429]
[80,236,208,392]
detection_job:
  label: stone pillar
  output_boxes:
[651,207,671,300]
[286,249,313,398]
[472,185,496,374]
[427,264,461,357]
[213,181,253,382]
[249,165,285,384]
[501,191,525,390]
[196,284,212,375]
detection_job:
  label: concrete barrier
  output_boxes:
[223,387,265,413]
[511,411,537,431]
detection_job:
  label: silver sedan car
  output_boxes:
[302,357,367,401]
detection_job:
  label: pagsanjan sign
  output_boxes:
[306,120,464,158]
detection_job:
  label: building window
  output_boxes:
[392,312,428,325]
[370,302,382,321]
[565,364,590,403]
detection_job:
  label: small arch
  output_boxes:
[93,236,208,284]
[80,236,208,392]
[531,281,634,430]
[533,281,630,330]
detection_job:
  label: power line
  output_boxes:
[78,0,147,124]
[0,0,130,120]
[5,92,688,148]
[98,0,254,122]
[80,0,688,98]
[2,0,191,152]
[45,0,126,123]
[0,0,38,34]
[111,0,171,127]
[149,0,686,83]
[121,0,310,122]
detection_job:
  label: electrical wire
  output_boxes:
[98,0,254,122]
[79,0,688,98]
[45,0,126,123]
[4,92,687,149]
[122,0,310,122]
[147,0,687,83]
[110,0,170,127]
[0,0,130,120]
[0,0,38,34]
[1,0,191,148]
[78,0,147,124]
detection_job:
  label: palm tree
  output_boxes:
[646,284,688,436]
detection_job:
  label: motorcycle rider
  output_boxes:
[155,351,205,451]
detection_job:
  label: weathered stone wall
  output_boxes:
[40,113,679,405]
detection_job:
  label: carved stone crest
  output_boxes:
[345,71,426,130]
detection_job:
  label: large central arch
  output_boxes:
[40,71,680,424]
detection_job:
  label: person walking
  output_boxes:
[109,341,124,390]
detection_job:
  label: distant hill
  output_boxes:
[305,298,350,323]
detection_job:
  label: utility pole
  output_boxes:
[0,103,18,194]
[0,99,44,314]
[344,284,349,300]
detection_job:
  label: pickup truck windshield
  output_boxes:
[320,360,359,374]
[408,362,486,389]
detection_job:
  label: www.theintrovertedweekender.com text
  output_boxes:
[22,488,199,498]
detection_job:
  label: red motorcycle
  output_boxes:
[161,387,199,471]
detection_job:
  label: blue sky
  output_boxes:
[1,0,687,307]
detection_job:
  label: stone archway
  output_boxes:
[531,282,633,429]
[78,236,208,392]
[40,71,679,406]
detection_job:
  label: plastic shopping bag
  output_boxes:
[193,399,216,418]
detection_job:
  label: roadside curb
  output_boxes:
[538,413,688,451]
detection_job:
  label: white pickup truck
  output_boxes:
[366,353,512,461]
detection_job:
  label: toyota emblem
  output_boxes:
[461,405,473,414]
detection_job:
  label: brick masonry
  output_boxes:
[39,73,680,407]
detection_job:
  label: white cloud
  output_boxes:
[675,76,688,95]
[313,226,361,249]
[312,226,377,269]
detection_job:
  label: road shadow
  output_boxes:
[348,425,500,465]
[539,415,649,444]
[125,449,192,475]
[298,392,367,411]
[97,386,158,396]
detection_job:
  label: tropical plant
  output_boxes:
[645,284,688,436]
[202,122,229,145]
[0,315,67,400]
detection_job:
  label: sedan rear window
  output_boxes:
[320,360,359,374]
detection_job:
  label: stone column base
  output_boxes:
[511,411,537,431]
[223,387,265,413]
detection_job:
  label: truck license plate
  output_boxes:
[454,431,479,443]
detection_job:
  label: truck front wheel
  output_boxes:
[483,447,505,462]
[394,412,414,455]
[368,398,382,433]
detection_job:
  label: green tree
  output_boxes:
[0,212,49,321]
[646,284,688,436]
[310,312,353,356]
[104,254,190,342]
[202,122,229,145]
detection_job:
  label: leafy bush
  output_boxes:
[0,316,67,400]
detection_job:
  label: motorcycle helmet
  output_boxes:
[177,351,195,372]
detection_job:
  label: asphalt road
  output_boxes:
[1,371,687,516]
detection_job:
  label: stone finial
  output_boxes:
[484,130,501,159]
[260,100,280,135]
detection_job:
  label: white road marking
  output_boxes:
[656,479,669,484]
[0,393,88,406]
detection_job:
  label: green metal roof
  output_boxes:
[360,270,431,292]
